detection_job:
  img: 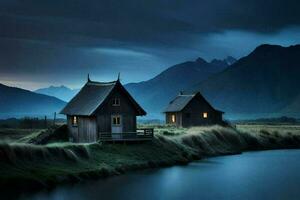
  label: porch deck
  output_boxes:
[98,128,154,141]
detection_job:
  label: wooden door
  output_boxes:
[111,115,123,139]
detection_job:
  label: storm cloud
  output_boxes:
[0,0,300,89]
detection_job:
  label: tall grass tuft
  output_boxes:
[0,142,91,165]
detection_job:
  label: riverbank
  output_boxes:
[1,125,300,196]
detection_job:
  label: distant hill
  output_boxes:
[224,56,237,65]
[190,44,300,119]
[125,57,230,118]
[234,116,299,124]
[0,83,66,119]
[281,94,300,115]
[35,86,79,102]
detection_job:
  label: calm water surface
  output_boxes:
[23,150,300,200]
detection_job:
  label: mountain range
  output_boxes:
[0,84,66,119]
[125,57,233,118]
[210,56,237,67]
[2,44,300,120]
[34,57,233,118]
[35,86,79,102]
[191,44,300,119]
[125,44,300,119]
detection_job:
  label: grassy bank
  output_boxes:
[1,125,300,195]
[0,129,44,142]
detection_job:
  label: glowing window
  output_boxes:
[112,98,120,106]
[112,116,121,125]
[72,116,78,126]
[203,112,208,119]
[171,114,176,123]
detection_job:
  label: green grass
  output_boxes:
[1,124,300,192]
[0,128,45,143]
[16,130,46,143]
[236,124,300,135]
[0,137,195,191]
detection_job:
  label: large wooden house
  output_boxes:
[164,92,224,127]
[60,77,153,143]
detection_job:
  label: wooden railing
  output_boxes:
[98,128,154,141]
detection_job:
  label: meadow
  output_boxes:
[0,128,44,142]
[1,123,300,195]
[236,124,300,135]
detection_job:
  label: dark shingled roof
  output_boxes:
[164,94,195,112]
[60,79,146,116]
[164,92,224,113]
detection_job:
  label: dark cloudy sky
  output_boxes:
[1,0,300,90]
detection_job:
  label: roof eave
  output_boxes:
[163,110,181,113]
[216,110,225,114]
[59,108,68,115]
[137,112,147,116]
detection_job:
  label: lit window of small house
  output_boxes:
[203,112,208,119]
[171,114,176,123]
[112,98,120,106]
[72,116,78,126]
[112,116,121,125]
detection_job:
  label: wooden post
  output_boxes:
[44,116,47,128]
[53,112,56,126]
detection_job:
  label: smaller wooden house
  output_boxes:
[164,92,224,127]
[60,77,153,143]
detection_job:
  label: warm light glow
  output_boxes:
[171,114,176,123]
[72,116,78,125]
[203,112,208,118]
[113,116,121,125]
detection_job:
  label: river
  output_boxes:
[22,150,300,200]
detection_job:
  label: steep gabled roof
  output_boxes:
[164,92,224,113]
[164,94,195,113]
[60,79,146,116]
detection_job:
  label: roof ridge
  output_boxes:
[164,94,195,113]
[178,94,195,96]
[87,80,117,86]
